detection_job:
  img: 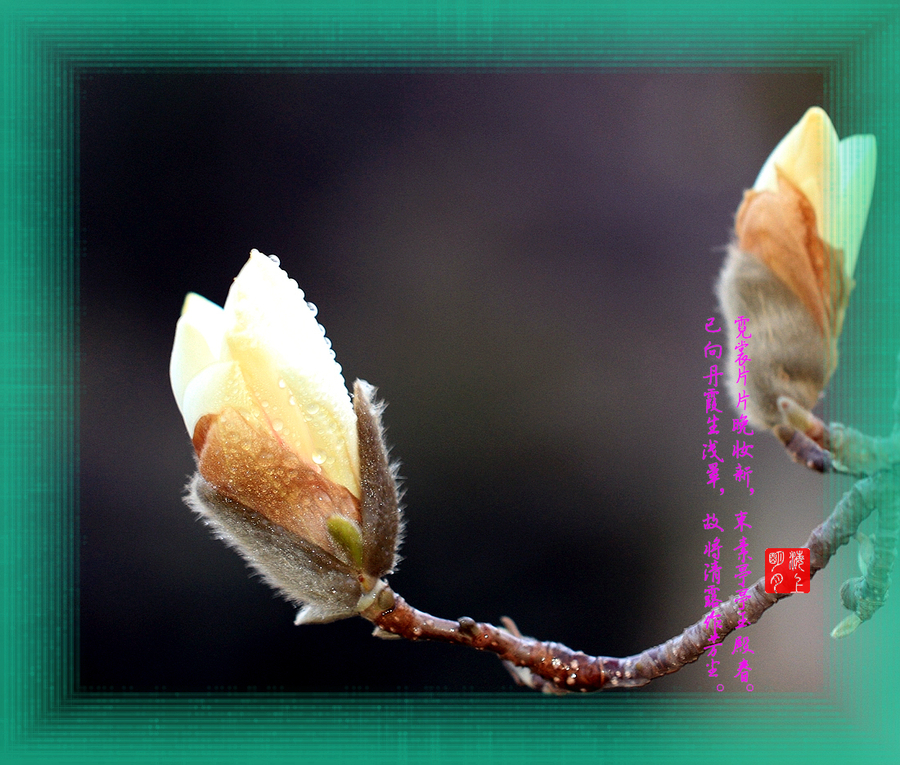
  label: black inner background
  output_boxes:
[79,70,827,693]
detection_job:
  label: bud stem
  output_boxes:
[775,349,900,475]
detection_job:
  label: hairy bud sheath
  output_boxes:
[717,107,876,430]
[170,250,402,623]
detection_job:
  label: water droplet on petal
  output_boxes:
[306,402,319,415]
[268,254,280,266]
[317,324,326,336]
[278,379,286,388]
[306,302,318,317]
[289,396,296,406]
[312,451,327,465]
[273,420,284,432]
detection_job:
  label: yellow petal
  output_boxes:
[753,107,839,247]
[753,107,876,279]
[180,360,256,439]
[222,251,361,498]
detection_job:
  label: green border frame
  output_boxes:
[3,1,899,762]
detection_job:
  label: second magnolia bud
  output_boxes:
[717,243,831,430]
[717,107,876,432]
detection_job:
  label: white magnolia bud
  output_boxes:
[170,250,401,623]
[717,108,876,429]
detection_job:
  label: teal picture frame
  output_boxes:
[2,1,899,762]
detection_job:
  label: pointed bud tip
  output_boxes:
[753,106,837,193]
[179,292,224,323]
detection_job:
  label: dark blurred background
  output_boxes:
[79,69,830,693]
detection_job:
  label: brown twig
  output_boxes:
[362,469,889,692]
[361,592,606,692]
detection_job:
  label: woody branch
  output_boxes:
[361,461,896,692]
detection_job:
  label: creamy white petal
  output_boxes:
[169,293,227,416]
[221,250,361,497]
[835,134,876,277]
[180,360,256,438]
[183,291,227,354]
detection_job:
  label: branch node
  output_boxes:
[457,616,479,637]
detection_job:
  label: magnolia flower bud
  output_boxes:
[716,107,876,430]
[170,250,402,624]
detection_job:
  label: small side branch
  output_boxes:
[775,422,833,473]
[833,471,900,636]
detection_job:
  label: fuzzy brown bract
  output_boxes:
[185,380,402,625]
[716,242,831,430]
